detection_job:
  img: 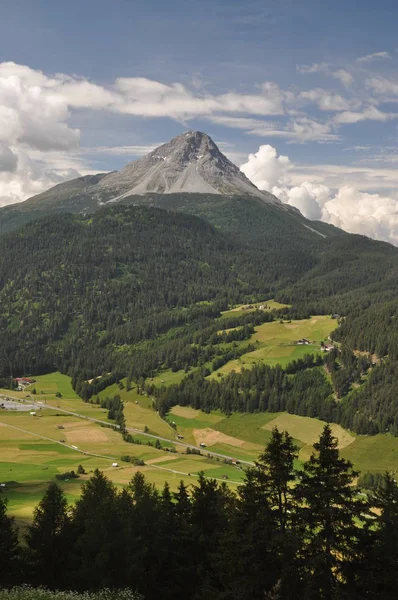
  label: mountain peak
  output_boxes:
[96,131,282,204]
[146,130,221,164]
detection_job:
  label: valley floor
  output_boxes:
[1,370,397,525]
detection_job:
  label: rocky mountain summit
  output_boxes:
[95,130,281,205]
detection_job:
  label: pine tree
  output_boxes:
[354,473,398,599]
[256,427,298,533]
[190,473,233,599]
[0,494,20,585]
[216,429,299,600]
[215,468,277,600]
[26,482,70,588]
[294,424,368,599]
[71,470,121,589]
[174,479,191,524]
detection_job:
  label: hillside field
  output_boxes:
[0,374,247,524]
[209,314,337,376]
[1,367,398,524]
[168,407,398,473]
[220,299,289,318]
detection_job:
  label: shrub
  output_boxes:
[55,471,79,481]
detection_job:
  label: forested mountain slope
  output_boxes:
[0,205,289,376]
[1,203,398,435]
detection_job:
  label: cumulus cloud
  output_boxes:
[0,61,295,204]
[0,62,88,204]
[241,143,398,246]
[240,145,291,190]
[0,149,92,207]
[322,187,398,245]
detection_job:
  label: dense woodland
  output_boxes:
[1,426,397,599]
[0,206,294,377]
[1,204,398,435]
[147,346,398,435]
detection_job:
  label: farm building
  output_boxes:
[321,344,334,352]
[14,377,36,385]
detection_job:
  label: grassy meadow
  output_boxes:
[0,374,246,523]
[209,314,337,376]
[220,299,289,318]
[1,321,398,524]
[167,406,398,474]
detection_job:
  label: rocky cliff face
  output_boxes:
[95,130,282,205]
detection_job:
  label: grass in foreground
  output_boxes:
[0,588,142,600]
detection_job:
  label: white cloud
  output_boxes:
[0,57,397,229]
[240,145,291,190]
[297,63,354,87]
[110,77,289,119]
[334,106,394,124]
[291,162,398,192]
[286,117,339,142]
[0,148,95,207]
[296,62,330,74]
[299,88,352,111]
[81,144,162,156]
[331,69,354,87]
[241,143,398,245]
[207,115,339,142]
[322,187,398,245]
[0,143,18,172]
[274,182,328,220]
[0,61,296,204]
[365,76,398,98]
[357,51,392,63]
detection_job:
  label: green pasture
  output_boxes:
[341,435,398,473]
[150,369,188,388]
[220,299,289,319]
[2,369,398,525]
[97,382,174,439]
[29,372,80,399]
[210,315,336,376]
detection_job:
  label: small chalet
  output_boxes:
[321,344,334,352]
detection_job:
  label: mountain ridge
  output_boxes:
[94,130,283,204]
[0,131,312,236]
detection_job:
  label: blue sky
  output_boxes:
[1,0,398,242]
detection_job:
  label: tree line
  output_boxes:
[1,426,397,599]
